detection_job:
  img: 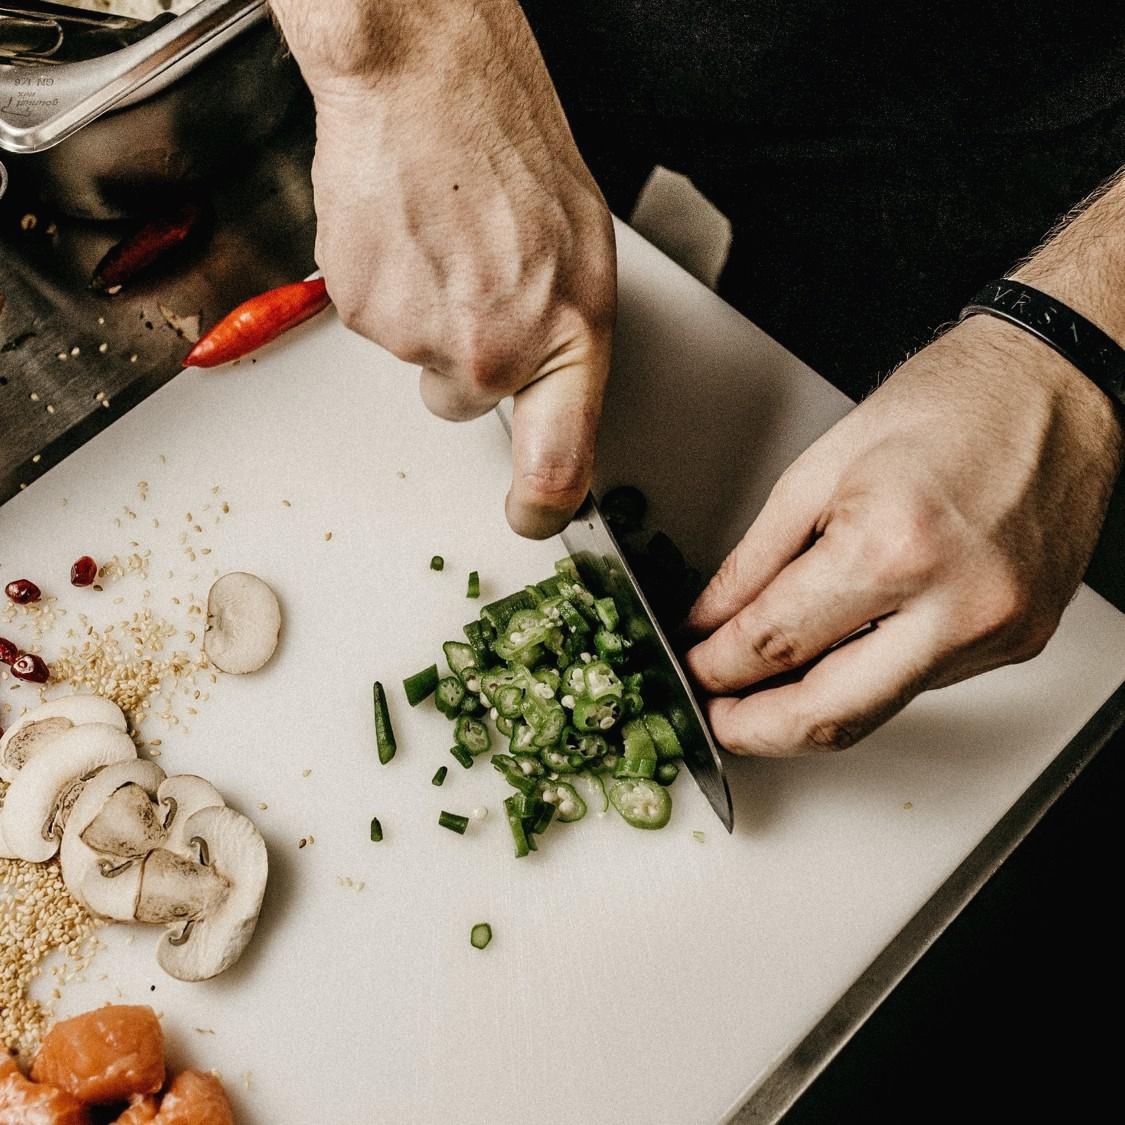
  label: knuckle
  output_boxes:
[802,715,861,753]
[963,574,1036,647]
[862,505,945,590]
[519,454,589,510]
[730,612,801,673]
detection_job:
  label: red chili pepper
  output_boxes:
[182,278,332,369]
[91,201,205,292]
[11,653,49,684]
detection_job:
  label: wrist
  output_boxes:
[946,314,1124,471]
[270,0,472,87]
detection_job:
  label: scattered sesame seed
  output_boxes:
[324,531,333,541]
[1,856,101,1057]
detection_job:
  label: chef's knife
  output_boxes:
[495,403,733,832]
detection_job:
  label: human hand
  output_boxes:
[270,0,616,538]
[684,314,1123,755]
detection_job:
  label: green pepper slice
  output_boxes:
[609,778,672,829]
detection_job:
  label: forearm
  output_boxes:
[1011,167,1125,358]
[955,168,1125,467]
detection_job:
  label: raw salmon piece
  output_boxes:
[30,1005,164,1105]
[0,1066,92,1124]
[152,1070,234,1125]
[112,1094,161,1123]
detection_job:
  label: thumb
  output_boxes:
[505,327,611,539]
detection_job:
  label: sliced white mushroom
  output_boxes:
[0,694,127,782]
[203,572,281,674]
[157,774,225,852]
[0,724,137,862]
[155,805,268,981]
[136,846,231,926]
[60,759,166,922]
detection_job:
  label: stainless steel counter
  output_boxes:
[0,91,316,500]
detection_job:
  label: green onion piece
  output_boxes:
[435,675,467,718]
[454,715,492,756]
[370,816,384,842]
[642,712,684,760]
[692,830,705,843]
[431,766,448,787]
[372,682,397,765]
[595,596,620,631]
[471,922,493,950]
[443,641,478,683]
[451,745,475,769]
[403,663,439,706]
[439,810,470,834]
[466,570,481,599]
[430,555,445,571]
[462,619,493,664]
[481,588,538,633]
[503,796,531,858]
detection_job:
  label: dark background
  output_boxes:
[521,3,1125,1119]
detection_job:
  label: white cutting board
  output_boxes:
[2,222,1124,1124]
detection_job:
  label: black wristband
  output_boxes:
[958,279,1125,410]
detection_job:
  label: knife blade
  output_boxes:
[494,404,733,832]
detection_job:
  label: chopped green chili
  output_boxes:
[430,555,445,571]
[471,922,493,949]
[432,766,448,787]
[372,681,397,764]
[503,796,530,857]
[369,816,383,842]
[439,810,470,834]
[466,570,481,599]
[435,675,467,718]
[403,663,439,707]
[454,715,492,756]
[427,542,698,855]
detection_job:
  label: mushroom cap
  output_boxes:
[203,572,281,675]
[0,694,127,782]
[157,775,225,853]
[0,724,137,862]
[156,805,268,981]
[61,759,166,922]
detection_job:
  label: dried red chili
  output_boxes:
[91,201,205,292]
